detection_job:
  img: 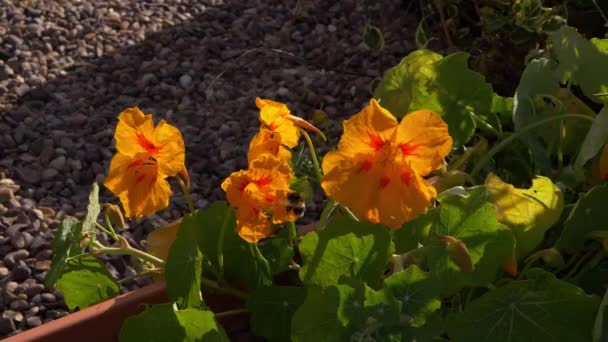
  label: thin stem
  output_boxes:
[95,222,115,238]
[117,268,162,284]
[469,111,502,138]
[177,177,194,213]
[339,204,359,222]
[300,129,322,184]
[217,212,230,284]
[471,114,596,178]
[592,0,608,25]
[201,278,248,300]
[287,221,298,248]
[104,213,118,240]
[65,252,91,262]
[91,239,165,267]
[564,246,598,280]
[214,308,248,318]
[573,249,605,282]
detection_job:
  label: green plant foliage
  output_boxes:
[374,49,496,146]
[384,265,441,327]
[298,217,393,288]
[373,49,442,118]
[574,106,608,179]
[446,269,600,342]
[248,286,306,341]
[363,25,385,50]
[45,216,81,287]
[258,229,294,275]
[550,26,608,103]
[119,304,228,342]
[393,208,436,254]
[290,176,314,204]
[291,282,401,342]
[424,187,515,294]
[593,288,608,342]
[56,256,119,311]
[80,182,100,236]
[555,184,608,253]
[485,173,564,258]
[165,211,203,309]
[194,202,272,290]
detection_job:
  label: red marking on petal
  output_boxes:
[238,180,250,192]
[368,132,385,151]
[358,159,373,173]
[400,172,413,185]
[127,158,144,170]
[268,122,279,131]
[265,193,276,203]
[379,176,390,189]
[399,143,419,156]
[136,132,160,153]
[135,174,146,185]
[256,176,271,186]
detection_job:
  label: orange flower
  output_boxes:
[104,107,185,218]
[256,98,301,148]
[600,144,608,181]
[222,154,297,243]
[321,99,452,229]
[247,128,292,163]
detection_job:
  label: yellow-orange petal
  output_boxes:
[247,154,293,190]
[338,99,399,155]
[114,107,158,157]
[256,97,300,148]
[396,109,452,176]
[247,129,292,163]
[221,170,250,208]
[152,120,185,177]
[321,150,434,229]
[104,153,172,218]
[600,144,608,181]
[236,204,275,243]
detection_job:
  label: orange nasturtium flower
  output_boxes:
[321,99,452,229]
[104,107,185,218]
[222,154,298,243]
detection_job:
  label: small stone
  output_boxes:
[41,168,59,180]
[10,299,29,311]
[34,260,51,271]
[12,231,33,249]
[49,156,66,171]
[16,166,40,184]
[25,283,45,297]
[2,310,23,322]
[277,87,289,96]
[26,316,41,327]
[41,293,56,303]
[0,317,16,335]
[179,74,192,88]
[4,249,29,268]
[12,260,32,281]
[0,187,14,203]
[46,309,67,320]
[0,267,8,277]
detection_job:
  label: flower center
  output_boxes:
[127,154,158,186]
[136,132,160,153]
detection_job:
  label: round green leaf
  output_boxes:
[248,286,306,341]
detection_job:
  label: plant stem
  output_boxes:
[287,221,298,248]
[300,128,322,184]
[214,308,248,318]
[95,222,116,239]
[118,268,162,284]
[470,111,502,138]
[470,114,596,178]
[573,249,605,283]
[217,212,230,284]
[564,246,598,280]
[201,278,248,300]
[91,238,165,267]
[177,177,194,213]
[104,213,118,239]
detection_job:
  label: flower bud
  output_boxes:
[437,235,474,273]
[103,203,125,229]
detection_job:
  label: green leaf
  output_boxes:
[556,184,608,253]
[373,49,443,118]
[446,269,600,342]
[81,182,100,236]
[380,312,444,342]
[120,304,228,342]
[56,256,119,311]
[248,286,306,341]
[384,265,441,327]
[45,217,81,287]
[165,211,203,309]
[491,94,514,126]
[513,58,559,174]
[485,173,564,258]
[574,105,608,178]
[299,216,393,288]
[393,209,437,254]
[409,52,494,147]
[291,282,401,342]
[194,202,272,290]
[290,177,313,204]
[258,229,294,275]
[425,187,515,295]
[593,288,608,342]
[550,26,608,104]
[363,25,385,50]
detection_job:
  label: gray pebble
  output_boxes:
[12,260,32,282]
[4,249,29,268]
[0,317,16,335]
[40,293,56,303]
[25,316,41,328]
[10,299,29,311]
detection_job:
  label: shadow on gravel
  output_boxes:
[1,0,417,220]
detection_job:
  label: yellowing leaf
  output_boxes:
[485,173,564,258]
[146,218,181,262]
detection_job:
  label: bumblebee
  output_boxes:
[285,191,306,218]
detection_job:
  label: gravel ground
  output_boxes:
[0,0,418,337]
